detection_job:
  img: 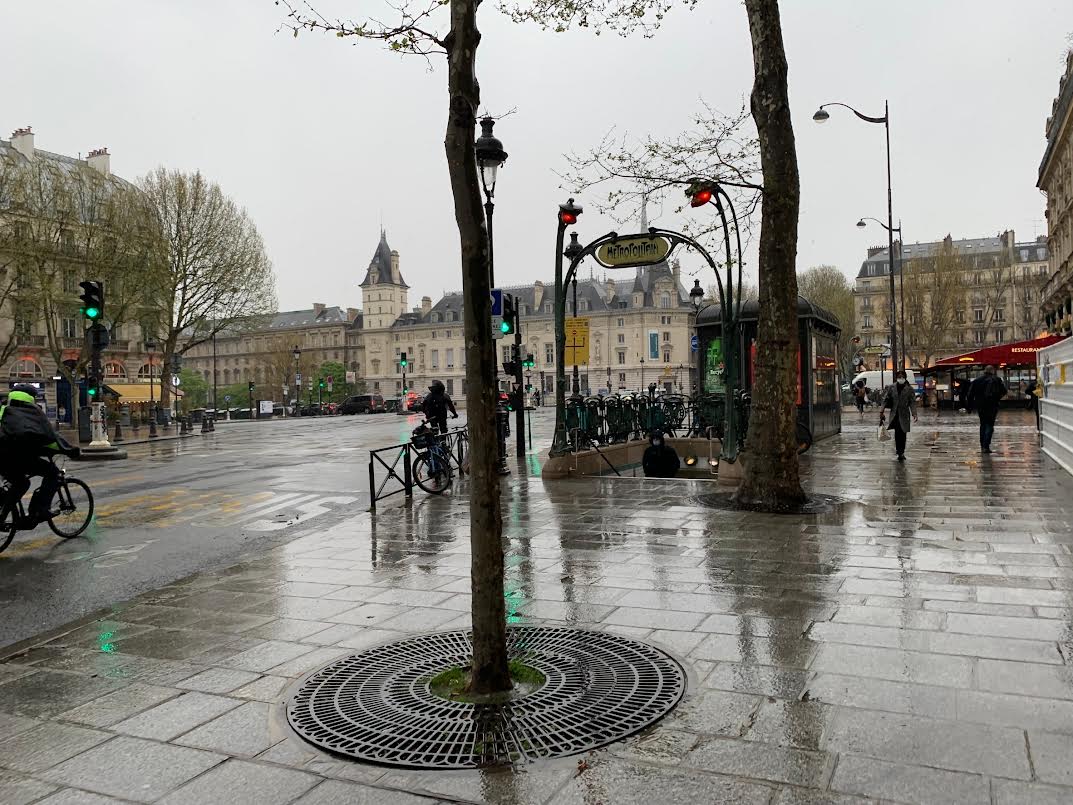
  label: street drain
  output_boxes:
[287,626,686,769]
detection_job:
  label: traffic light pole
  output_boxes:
[514,297,525,458]
[87,322,111,449]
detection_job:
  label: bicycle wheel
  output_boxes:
[47,478,94,539]
[0,501,16,553]
[412,453,452,495]
[796,422,813,454]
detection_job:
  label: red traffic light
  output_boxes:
[559,210,577,226]
[690,188,713,207]
[558,198,583,227]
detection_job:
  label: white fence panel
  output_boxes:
[1039,337,1073,478]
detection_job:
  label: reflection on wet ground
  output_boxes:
[1,411,1072,803]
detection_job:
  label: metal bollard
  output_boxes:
[114,420,124,442]
[179,418,188,435]
[208,416,215,432]
[200,417,209,434]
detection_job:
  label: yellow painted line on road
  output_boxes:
[0,534,59,559]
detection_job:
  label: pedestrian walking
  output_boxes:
[853,381,867,417]
[880,370,918,462]
[967,365,1007,454]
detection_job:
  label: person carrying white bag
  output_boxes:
[879,370,918,462]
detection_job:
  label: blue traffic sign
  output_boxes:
[690,335,699,352]
[490,288,504,317]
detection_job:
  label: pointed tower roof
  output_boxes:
[360,229,408,288]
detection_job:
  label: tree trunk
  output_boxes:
[444,0,511,694]
[734,0,807,509]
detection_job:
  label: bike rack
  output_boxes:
[368,425,469,512]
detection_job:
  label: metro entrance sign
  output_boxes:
[595,234,671,268]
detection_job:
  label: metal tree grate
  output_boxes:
[287,626,686,769]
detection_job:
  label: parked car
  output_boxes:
[339,394,386,415]
[405,391,421,411]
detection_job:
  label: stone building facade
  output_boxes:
[350,233,697,399]
[853,231,1049,369]
[1041,50,1073,332]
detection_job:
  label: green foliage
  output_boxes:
[797,266,856,378]
[177,368,208,409]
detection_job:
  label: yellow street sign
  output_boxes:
[565,317,590,365]
[596,235,670,268]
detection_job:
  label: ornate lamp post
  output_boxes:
[689,279,706,395]
[145,337,158,438]
[475,116,507,286]
[857,217,907,370]
[292,345,301,414]
[563,232,584,397]
[815,100,900,370]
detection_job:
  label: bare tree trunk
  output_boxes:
[735,0,806,509]
[445,0,511,694]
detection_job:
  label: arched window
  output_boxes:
[8,358,43,378]
[660,293,671,309]
[223,368,232,383]
[138,363,161,379]
[450,311,459,322]
[104,362,127,379]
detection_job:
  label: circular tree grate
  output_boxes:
[287,626,686,769]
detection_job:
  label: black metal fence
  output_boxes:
[563,393,729,452]
[368,425,469,510]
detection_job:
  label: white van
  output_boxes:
[852,369,917,392]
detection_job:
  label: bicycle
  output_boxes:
[699,391,813,456]
[410,419,454,495]
[0,456,95,553]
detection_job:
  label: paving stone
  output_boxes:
[159,758,318,804]
[0,670,126,718]
[810,643,974,688]
[956,689,1073,733]
[743,699,833,751]
[991,779,1073,805]
[830,604,944,630]
[547,756,774,804]
[0,770,57,804]
[175,667,261,694]
[35,791,131,805]
[266,647,351,678]
[175,701,275,757]
[39,736,223,801]
[0,711,41,738]
[0,716,111,777]
[240,618,335,642]
[602,607,706,631]
[221,640,315,672]
[805,673,957,719]
[830,754,989,805]
[294,779,442,804]
[230,674,291,702]
[701,662,810,699]
[771,788,872,805]
[977,658,1073,700]
[112,691,241,741]
[946,612,1070,640]
[58,682,180,727]
[691,633,818,668]
[669,689,761,736]
[1029,730,1073,786]
[682,737,831,787]
[822,707,1030,778]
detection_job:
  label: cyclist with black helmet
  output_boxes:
[419,380,458,436]
[0,385,80,526]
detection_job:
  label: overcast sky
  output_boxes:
[3,1,1071,311]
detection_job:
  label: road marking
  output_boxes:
[242,495,358,531]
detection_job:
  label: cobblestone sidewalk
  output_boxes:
[2,411,1072,804]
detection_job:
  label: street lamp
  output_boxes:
[475,116,507,286]
[815,99,900,369]
[145,337,158,438]
[563,231,584,397]
[857,217,908,370]
[690,278,706,396]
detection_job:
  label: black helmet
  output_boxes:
[429,380,445,394]
[10,384,41,398]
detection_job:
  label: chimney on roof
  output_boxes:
[866,246,886,258]
[87,147,110,176]
[312,303,326,316]
[605,276,616,302]
[533,280,544,311]
[346,307,360,323]
[421,296,432,315]
[10,127,34,160]
[390,250,401,283]
[671,258,681,288]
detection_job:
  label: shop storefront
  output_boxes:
[696,296,843,442]
[924,335,1067,409]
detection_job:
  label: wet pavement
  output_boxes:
[2,408,1072,804]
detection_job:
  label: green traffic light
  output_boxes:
[500,320,511,334]
[87,387,97,396]
[84,306,100,320]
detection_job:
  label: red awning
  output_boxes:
[932,335,1068,368]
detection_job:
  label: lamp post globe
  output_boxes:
[856,219,867,228]
[689,278,705,310]
[812,108,830,123]
[474,116,507,198]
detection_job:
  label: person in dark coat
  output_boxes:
[419,380,458,435]
[967,365,1007,454]
[642,431,680,478]
[0,386,79,523]
[880,370,918,461]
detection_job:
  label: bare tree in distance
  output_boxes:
[139,168,276,413]
[900,246,963,369]
[797,265,855,379]
[278,0,510,694]
[512,0,806,508]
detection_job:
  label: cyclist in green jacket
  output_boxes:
[0,386,78,524]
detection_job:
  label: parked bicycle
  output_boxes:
[410,419,455,495]
[703,391,813,456]
[0,456,95,553]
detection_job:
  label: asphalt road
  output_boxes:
[0,408,550,648]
